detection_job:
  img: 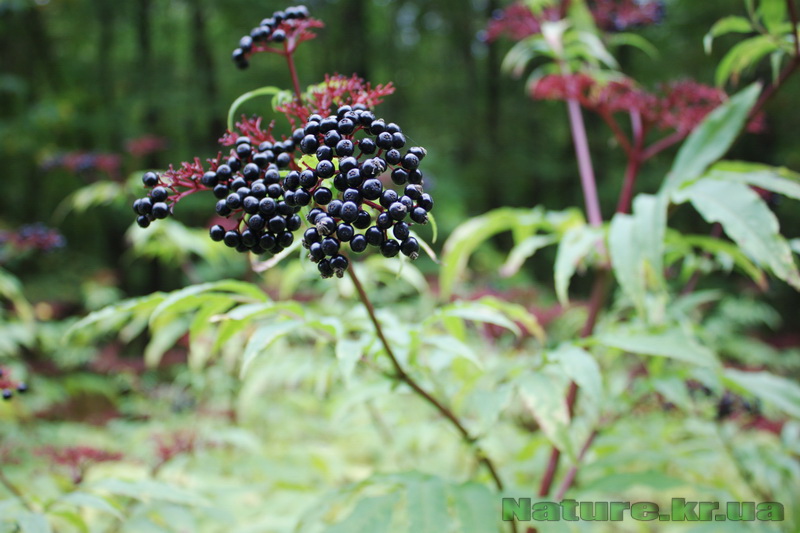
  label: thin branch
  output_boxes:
[537,270,610,497]
[0,468,34,512]
[283,43,303,103]
[789,0,800,57]
[554,429,598,500]
[641,130,686,161]
[598,110,633,156]
[347,266,514,533]
[616,111,645,214]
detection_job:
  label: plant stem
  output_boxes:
[284,45,303,103]
[0,468,34,512]
[789,0,800,57]
[346,267,512,518]
[566,98,603,227]
[537,270,610,498]
[616,111,645,214]
[554,429,598,500]
[641,130,686,161]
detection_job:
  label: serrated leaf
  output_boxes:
[595,329,718,367]
[149,280,267,328]
[661,83,760,194]
[475,296,546,341]
[554,225,602,305]
[723,368,800,418]
[144,317,191,367]
[674,178,800,289]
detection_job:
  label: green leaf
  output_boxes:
[581,471,688,493]
[405,477,450,533]
[673,178,800,290]
[703,16,754,53]
[549,344,603,408]
[661,83,760,194]
[440,207,544,299]
[723,368,800,418]
[554,225,602,305]
[227,86,283,131]
[759,0,788,33]
[322,494,399,533]
[608,32,659,58]
[517,370,574,460]
[449,482,499,533]
[149,280,267,328]
[715,36,780,87]
[595,328,718,367]
[58,492,123,519]
[144,317,191,367]
[15,512,51,533]
[666,230,767,288]
[427,299,521,336]
[499,235,557,277]
[707,160,800,200]
[92,479,208,507]
[240,320,304,376]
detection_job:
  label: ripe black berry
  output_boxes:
[151,186,168,202]
[313,187,333,205]
[224,230,241,247]
[365,227,384,246]
[210,225,225,241]
[400,237,420,259]
[142,171,159,187]
[410,206,428,224]
[152,202,170,219]
[350,234,368,252]
[380,239,400,257]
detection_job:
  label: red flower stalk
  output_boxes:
[36,446,123,484]
[276,74,396,126]
[152,430,197,470]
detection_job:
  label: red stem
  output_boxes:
[283,43,304,103]
[616,111,645,214]
[598,110,633,156]
[566,98,603,227]
[641,130,686,161]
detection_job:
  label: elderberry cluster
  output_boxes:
[206,135,303,255]
[232,5,310,69]
[0,368,28,401]
[296,105,432,278]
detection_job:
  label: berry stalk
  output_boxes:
[347,266,514,532]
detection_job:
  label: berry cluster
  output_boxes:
[0,368,28,401]
[231,5,320,69]
[206,134,304,255]
[296,105,432,278]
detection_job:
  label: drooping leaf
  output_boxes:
[673,178,800,290]
[661,83,760,194]
[703,16,754,53]
[554,224,603,305]
[723,368,800,418]
[715,36,780,87]
[516,369,574,460]
[706,160,800,201]
[595,328,718,367]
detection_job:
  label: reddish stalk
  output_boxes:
[283,44,304,103]
[616,111,645,214]
[566,98,603,227]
